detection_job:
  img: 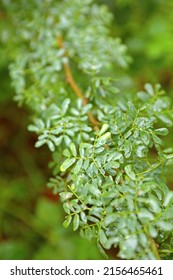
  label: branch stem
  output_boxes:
[57,36,99,130]
[143,225,160,259]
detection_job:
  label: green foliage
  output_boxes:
[2,0,173,259]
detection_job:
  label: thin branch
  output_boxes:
[149,235,161,260]
[57,36,99,130]
[142,225,160,260]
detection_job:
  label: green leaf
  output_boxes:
[69,143,77,157]
[28,124,39,132]
[63,203,70,214]
[99,229,107,247]
[87,215,99,223]
[124,142,132,158]
[144,83,154,96]
[63,149,71,157]
[73,214,80,231]
[80,212,87,223]
[164,154,173,159]
[88,185,101,197]
[99,124,109,135]
[157,221,173,231]
[51,127,63,134]
[115,171,123,184]
[95,147,105,154]
[86,164,94,177]
[66,129,75,137]
[158,114,173,127]
[100,132,111,140]
[89,207,103,218]
[124,164,136,180]
[154,128,169,136]
[152,134,162,145]
[73,159,83,174]
[53,135,63,146]
[81,226,94,241]
[147,196,161,213]
[162,207,173,219]
[79,146,85,157]
[128,101,137,118]
[163,192,173,207]
[138,208,154,221]
[83,158,90,170]
[35,139,46,148]
[97,242,108,259]
[124,130,132,139]
[107,151,122,162]
[140,131,150,144]
[47,140,55,152]
[137,91,150,102]
[136,145,146,158]
[60,158,76,172]
[163,147,173,154]
[139,233,148,247]
[60,192,73,201]
[103,213,118,226]
[62,98,70,115]
[148,225,158,238]
[123,235,138,252]
[82,132,90,140]
[35,119,45,129]
[63,215,72,228]
[80,142,93,149]
[96,132,111,147]
[71,108,80,116]
[64,135,71,146]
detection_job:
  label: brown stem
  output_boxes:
[57,36,99,130]
[143,225,160,260]
[150,237,160,260]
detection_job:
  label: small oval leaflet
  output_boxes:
[73,214,80,231]
[60,192,73,201]
[99,123,109,135]
[70,142,77,156]
[163,191,173,207]
[63,215,72,228]
[35,139,46,148]
[60,158,76,172]
[47,140,55,152]
[73,159,83,174]
[124,164,136,180]
[154,128,169,136]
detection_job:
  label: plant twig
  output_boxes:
[57,36,99,130]
[143,225,160,260]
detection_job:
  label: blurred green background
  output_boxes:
[0,0,173,259]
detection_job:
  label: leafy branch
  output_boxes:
[57,35,99,130]
[3,0,173,260]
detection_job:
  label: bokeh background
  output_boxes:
[0,0,173,259]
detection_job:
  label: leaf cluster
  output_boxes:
[3,0,173,259]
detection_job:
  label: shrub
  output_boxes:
[2,0,173,259]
